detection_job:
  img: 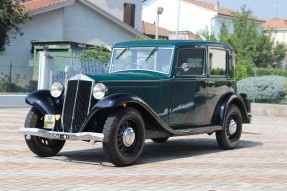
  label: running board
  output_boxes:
[172,125,223,136]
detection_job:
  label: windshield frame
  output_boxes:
[109,46,174,75]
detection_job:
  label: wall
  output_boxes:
[1,9,64,58]
[87,0,142,31]
[63,2,138,47]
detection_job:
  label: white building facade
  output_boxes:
[142,0,263,39]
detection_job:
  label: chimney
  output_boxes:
[215,0,219,11]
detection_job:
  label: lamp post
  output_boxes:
[176,0,181,40]
[155,7,164,40]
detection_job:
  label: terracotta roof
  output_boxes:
[142,21,169,37]
[183,0,263,22]
[183,0,234,16]
[263,18,287,29]
[22,0,71,12]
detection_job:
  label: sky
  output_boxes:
[200,0,287,19]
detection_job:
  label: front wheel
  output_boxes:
[103,108,145,166]
[24,108,65,157]
[216,104,242,150]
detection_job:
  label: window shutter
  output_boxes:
[124,3,135,28]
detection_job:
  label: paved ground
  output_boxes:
[0,108,286,191]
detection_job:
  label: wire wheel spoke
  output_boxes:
[117,119,137,155]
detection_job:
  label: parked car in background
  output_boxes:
[19,40,251,166]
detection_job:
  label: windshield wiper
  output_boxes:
[116,47,129,59]
[145,47,158,61]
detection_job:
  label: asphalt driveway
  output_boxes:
[0,108,286,190]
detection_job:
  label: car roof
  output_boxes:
[113,40,233,50]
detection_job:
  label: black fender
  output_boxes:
[212,92,251,126]
[25,90,63,115]
[82,93,173,136]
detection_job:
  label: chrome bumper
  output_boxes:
[19,128,104,142]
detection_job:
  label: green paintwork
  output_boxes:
[87,70,170,82]
[85,40,236,129]
[113,40,233,50]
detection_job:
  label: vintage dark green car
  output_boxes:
[19,40,251,166]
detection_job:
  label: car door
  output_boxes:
[169,46,210,129]
[206,46,235,119]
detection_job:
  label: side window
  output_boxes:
[209,48,227,76]
[176,48,205,76]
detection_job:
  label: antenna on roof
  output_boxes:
[215,0,219,11]
[275,0,280,18]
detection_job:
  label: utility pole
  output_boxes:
[176,0,181,40]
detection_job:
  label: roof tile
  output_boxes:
[142,21,169,37]
[22,0,69,12]
[183,0,234,16]
[263,18,287,28]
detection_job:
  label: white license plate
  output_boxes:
[50,133,71,140]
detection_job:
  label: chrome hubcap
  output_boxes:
[228,119,237,135]
[122,127,135,147]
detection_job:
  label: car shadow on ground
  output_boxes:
[51,137,262,166]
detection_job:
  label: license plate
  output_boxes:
[44,114,61,130]
[50,133,71,140]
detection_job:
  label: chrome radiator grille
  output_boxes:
[62,79,93,133]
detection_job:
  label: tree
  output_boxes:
[0,0,30,51]
[198,6,287,69]
[79,46,110,60]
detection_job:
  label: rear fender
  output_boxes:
[212,92,251,126]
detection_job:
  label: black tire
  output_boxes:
[151,137,169,143]
[24,108,65,157]
[103,108,145,166]
[216,104,242,150]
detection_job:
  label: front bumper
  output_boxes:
[19,128,104,142]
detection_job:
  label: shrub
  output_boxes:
[255,68,287,77]
[237,75,287,103]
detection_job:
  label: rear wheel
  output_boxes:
[103,108,145,166]
[24,108,65,157]
[216,104,242,149]
[151,137,169,143]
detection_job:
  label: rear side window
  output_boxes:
[209,48,227,76]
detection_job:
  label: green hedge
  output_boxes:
[237,75,287,103]
[255,68,287,77]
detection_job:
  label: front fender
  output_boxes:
[26,90,62,115]
[212,92,251,126]
[82,93,173,136]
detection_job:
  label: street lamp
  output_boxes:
[155,7,164,40]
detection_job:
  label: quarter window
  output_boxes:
[209,48,227,76]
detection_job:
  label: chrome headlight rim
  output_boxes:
[50,82,64,98]
[93,83,108,100]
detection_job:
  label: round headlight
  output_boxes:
[50,82,64,98]
[93,83,108,100]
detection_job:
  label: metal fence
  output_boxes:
[0,56,34,93]
[51,56,109,85]
[0,55,108,93]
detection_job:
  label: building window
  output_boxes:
[124,3,135,28]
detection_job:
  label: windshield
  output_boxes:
[110,47,173,74]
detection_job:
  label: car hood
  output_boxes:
[86,71,170,82]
